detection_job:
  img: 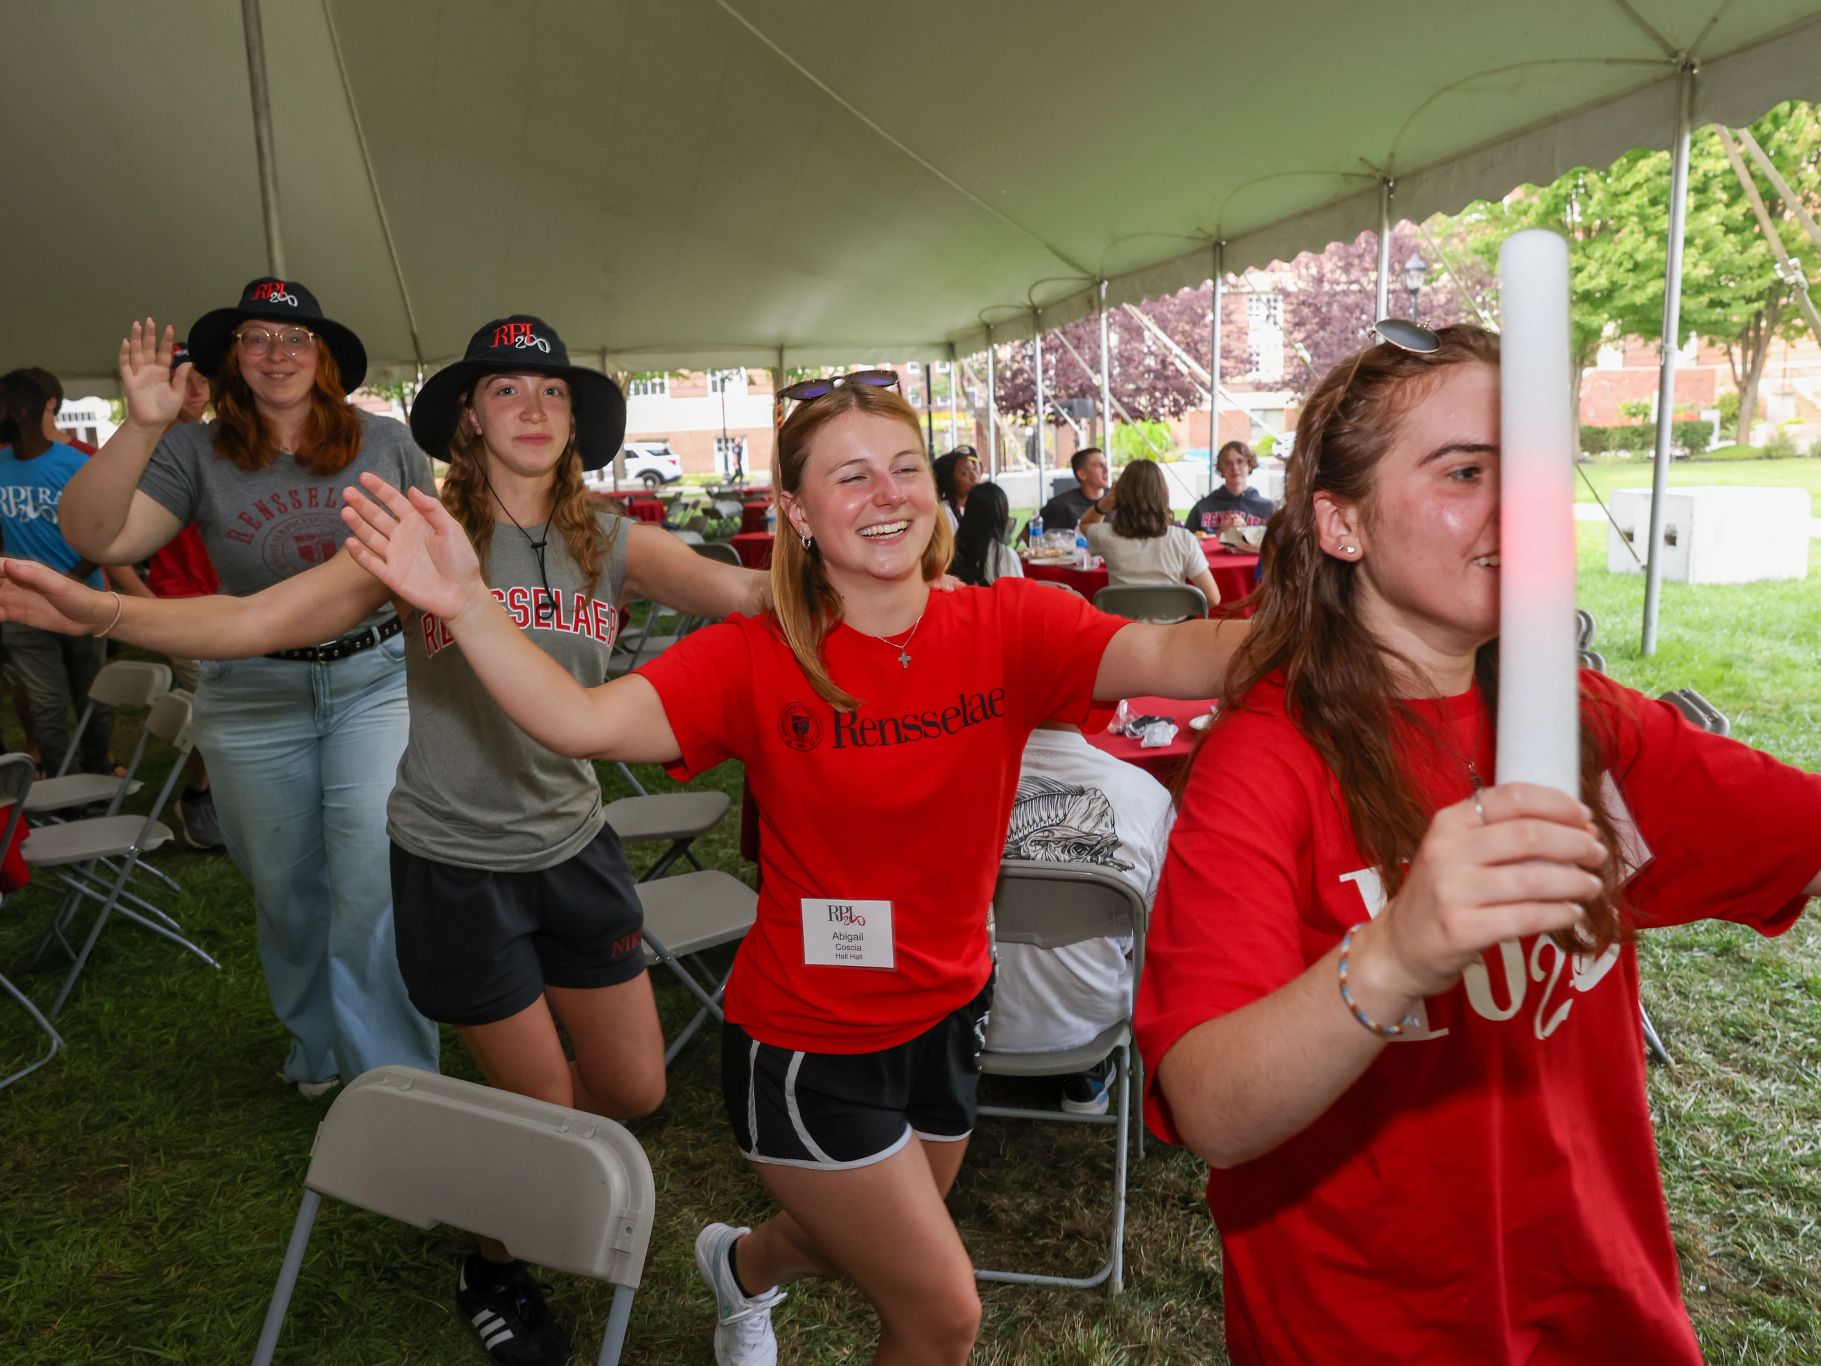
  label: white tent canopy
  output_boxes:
[9,0,1821,388]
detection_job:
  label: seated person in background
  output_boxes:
[990,721,1175,1113]
[1184,440,1277,532]
[1038,446,1110,532]
[932,444,981,532]
[949,481,1023,587]
[1080,459,1220,606]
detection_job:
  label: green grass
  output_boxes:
[1576,455,1821,506]
[2,539,1819,1362]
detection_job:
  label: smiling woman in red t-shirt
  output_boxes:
[1137,323,1821,1365]
[330,374,1246,1365]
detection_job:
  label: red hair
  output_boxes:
[210,341,363,475]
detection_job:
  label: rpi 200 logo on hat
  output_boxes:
[778,702,822,752]
[252,281,299,307]
[491,322,551,353]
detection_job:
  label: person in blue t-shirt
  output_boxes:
[0,370,113,774]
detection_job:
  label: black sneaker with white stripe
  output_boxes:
[456,1254,572,1365]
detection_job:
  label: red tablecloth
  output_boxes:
[731,531,774,569]
[740,502,771,534]
[1023,542,1258,611]
[1082,695,1217,784]
[590,493,668,524]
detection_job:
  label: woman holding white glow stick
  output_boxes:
[1138,321,1821,1363]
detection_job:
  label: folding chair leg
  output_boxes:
[29,885,85,965]
[596,1283,635,1366]
[1108,1046,1130,1295]
[47,859,217,1017]
[251,1189,322,1366]
[1641,1004,1672,1066]
[0,973,64,1091]
[661,972,727,1065]
[636,841,693,883]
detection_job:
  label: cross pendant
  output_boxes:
[897,649,912,668]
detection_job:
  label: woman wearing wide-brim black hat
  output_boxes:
[25,310,770,1365]
[58,279,441,1103]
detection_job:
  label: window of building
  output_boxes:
[627,374,669,398]
[1246,295,1284,382]
[709,368,747,396]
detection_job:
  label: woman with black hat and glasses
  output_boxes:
[321,370,1248,1366]
[59,279,437,1095]
[11,312,770,1365]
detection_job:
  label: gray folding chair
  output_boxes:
[605,764,730,882]
[973,859,1147,1295]
[1092,583,1207,624]
[635,870,757,1065]
[28,690,218,1017]
[694,541,743,568]
[252,1067,655,1366]
[0,754,62,1091]
[1036,579,1087,598]
[25,660,171,817]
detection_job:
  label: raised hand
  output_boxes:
[340,473,484,621]
[1358,783,1607,1003]
[0,558,114,636]
[118,319,192,430]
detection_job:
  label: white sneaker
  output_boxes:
[278,1071,341,1099]
[694,1222,784,1366]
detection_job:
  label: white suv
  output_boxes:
[585,441,683,491]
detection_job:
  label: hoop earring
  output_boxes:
[801,533,814,551]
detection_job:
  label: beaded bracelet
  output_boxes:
[1336,923,1422,1039]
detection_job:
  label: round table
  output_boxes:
[1023,542,1259,611]
[730,531,774,569]
[1083,695,1217,784]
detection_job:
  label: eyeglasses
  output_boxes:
[235,326,317,358]
[776,369,900,403]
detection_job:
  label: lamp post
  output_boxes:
[1403,252,1428,320]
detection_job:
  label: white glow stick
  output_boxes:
[1496,230,1579,794]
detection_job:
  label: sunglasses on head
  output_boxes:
[776,369,900,403]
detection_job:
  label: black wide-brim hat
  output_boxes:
[188,277,367,391]
[410,316,626,471]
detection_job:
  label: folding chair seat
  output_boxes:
[694,541,743,568]
[27,689,218,1017]
[635,869,756,1064]
[253,1066,655,1366]
[972,858,1147,1294]
[1092,583,1207,623]
[1036,579,1087,598]
[0,754,62,1091]
[23,660,172,818]
[605,763,730,881]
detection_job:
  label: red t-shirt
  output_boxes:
[639,579,1127,1053]
[1136,671,1820,1365]
[144,525,221,600]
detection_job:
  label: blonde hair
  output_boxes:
[772,384,952,709]
[441,383,612,598]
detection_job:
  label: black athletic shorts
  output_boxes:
[721,972,994,1170]
[390,825,646,1027]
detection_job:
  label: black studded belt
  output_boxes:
[265,615,404,664]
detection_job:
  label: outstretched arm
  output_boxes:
[1092,616,1249,702]
[0,551,389,658]
[341,473,680,763]
[623,522,767,618]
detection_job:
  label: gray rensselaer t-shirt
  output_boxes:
[138,408,434,630]
[386,509,632,872]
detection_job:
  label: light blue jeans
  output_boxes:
[194,636,438,1084]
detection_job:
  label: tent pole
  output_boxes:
[240,0,286,277]
[947,344,959,451]
[1209,241,1224,487]
[1097,281,1113,454]
[1032,309,1046,502]
[1641,60,1697,658]
[1375,178,1394,321]
[986,326,999,479]
[771,345,786,479]
[925,360,936,452]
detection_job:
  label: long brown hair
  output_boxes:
[210,341,364,475]
[1212,324,1629,954]
[772,383,953,710]
[440,383,611,598]
[1108,458,1170,539]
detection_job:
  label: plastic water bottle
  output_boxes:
[1074,526,1090,568]
[1028,511,1044,550]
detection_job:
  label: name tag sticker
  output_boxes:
[800,898,895,969]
